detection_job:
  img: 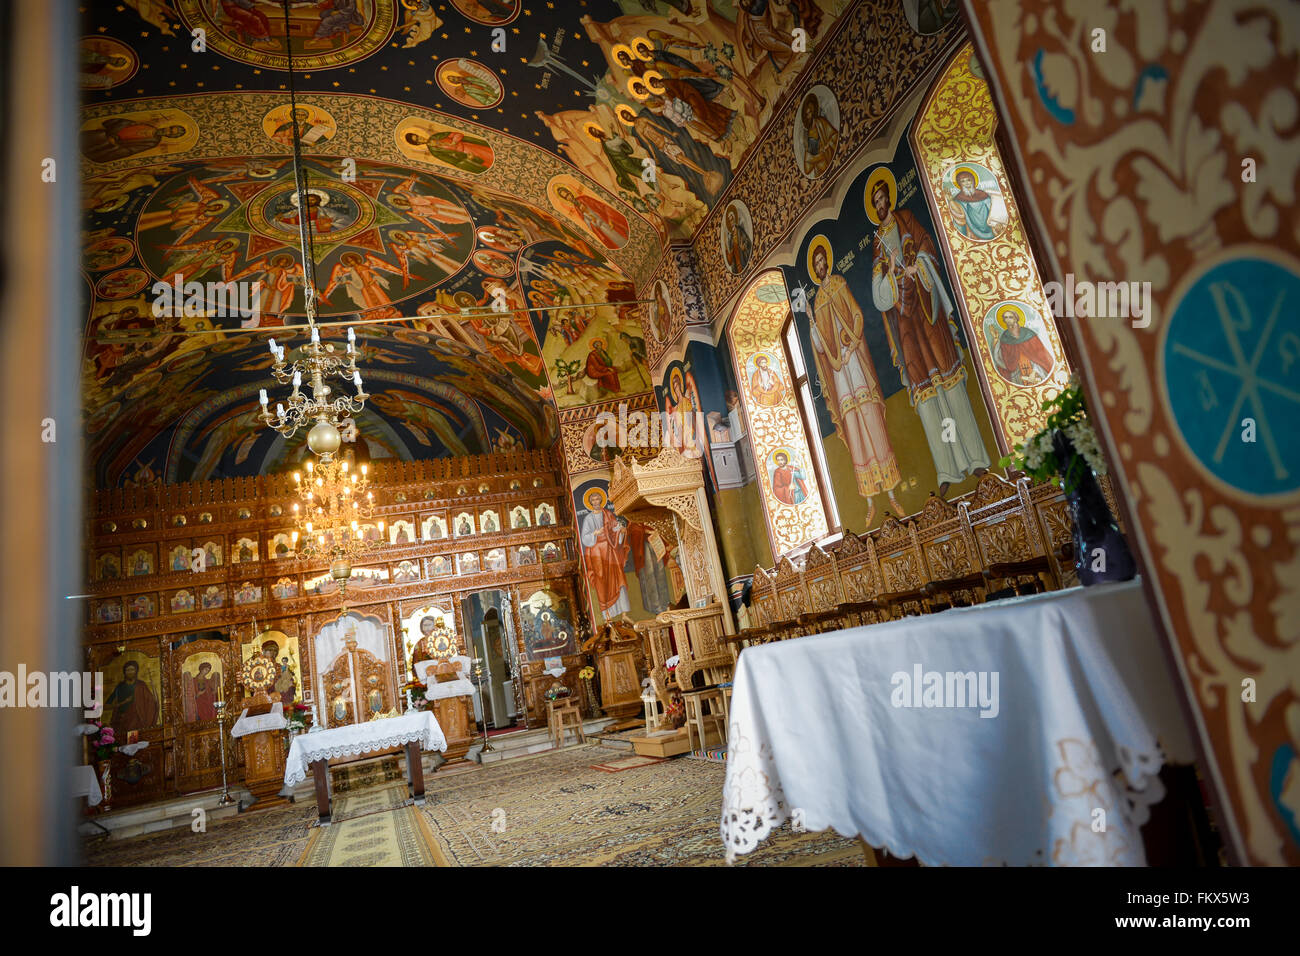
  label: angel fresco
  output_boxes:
[160,237,240,285]
[389,229,463,283]
[321,252,404,312]
[137,175,231,248]
[231,253,303,318]
[386,174,473,237]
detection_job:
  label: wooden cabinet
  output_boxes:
[582,621,646,720]
[519,656,584,725]
[430,695,474,765]
[240,728,286,802]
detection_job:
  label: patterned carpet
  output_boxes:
[298,783,442,866]
[415,745,864,866]
[83,743,864,867]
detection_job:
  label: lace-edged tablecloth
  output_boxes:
[721,580,1194,866]
[283,711,447,788]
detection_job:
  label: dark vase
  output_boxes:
[1053,430,1136,586]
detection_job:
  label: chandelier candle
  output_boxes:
[258,325,368,457]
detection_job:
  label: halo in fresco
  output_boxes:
[805,234,833,281]
[547,174,630,251]
[449,0,521,26]
[262,104,337,149]
[175,0,395,71]
[982,300,1055,387]
[941,161,1008,242]
[435,58,505,109]
[472,248,515,277]
[901,0,959,36]
[792,85,841,180]
[246,182,372,244]
[719,199,754,275]
[863,166,898,226]
[80,36,138,90]
[96,269,150,300]
[766,447,810,507]
[395,117,496,174]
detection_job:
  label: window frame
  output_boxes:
[780,311,841,536]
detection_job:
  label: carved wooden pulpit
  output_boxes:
[608,447,733,628]
[609,449,735,714]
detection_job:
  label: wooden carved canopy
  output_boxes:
[609,447,731,631]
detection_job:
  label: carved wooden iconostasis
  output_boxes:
[82,450,588,808]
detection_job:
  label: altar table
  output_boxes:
[720,580,1195,865]
[284,711,447,825]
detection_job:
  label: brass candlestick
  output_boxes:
[472,657,495,756]
[214,699,236,808]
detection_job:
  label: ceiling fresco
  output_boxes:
[80,0,855,487]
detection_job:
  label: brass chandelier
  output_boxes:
[257,1,383,597]
[291,457,385,595]
[258,324,367,462]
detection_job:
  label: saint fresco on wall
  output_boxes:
[806,232,903,520]
[775,136,997,531]
[793,85,841,180]
[720,199,754,275]
[941,161,1007,242]
[520,240,649,410]
[573,479,674,626]
[983,301,1055,386]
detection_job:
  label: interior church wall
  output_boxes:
[767,115,1004,530]
[963,0,1300,865]
[81,450,583,807]
[640,10,1002,577]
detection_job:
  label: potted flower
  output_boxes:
[400,680,428,712]
[578,665,602,718]
[1000,375,1135,585]
[285,702,312,735]
[87,721,118,810]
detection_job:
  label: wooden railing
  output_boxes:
[732,472,1117,648]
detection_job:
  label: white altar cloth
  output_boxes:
[415,656,475,701]
[283,710,447,788]
[721,580,1194,866]
[71,765,102,807]
[231,703,286,738]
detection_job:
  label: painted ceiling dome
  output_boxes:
[80,0,847,487]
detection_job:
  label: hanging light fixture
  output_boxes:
[290,457,385,596]
[258,326,367,460]
[258,0,382,593]
[256,0,369,461]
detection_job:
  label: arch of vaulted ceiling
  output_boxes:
[80,0,850,487]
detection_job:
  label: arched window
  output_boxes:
[728,270,836,557]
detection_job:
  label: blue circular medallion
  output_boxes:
[1163,254,1300,499]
